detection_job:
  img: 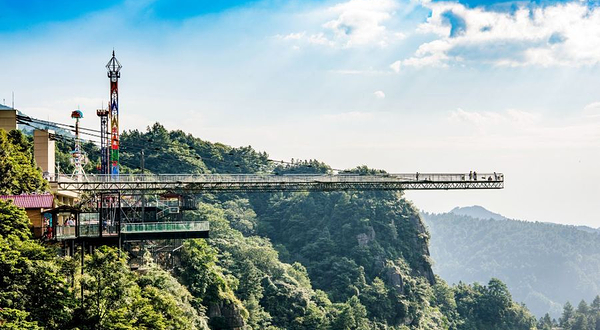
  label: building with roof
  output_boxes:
[0,110,78,228]
[0,194,54,237]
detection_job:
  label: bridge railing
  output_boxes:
[79,224,100,237]
[121,221,209,234]
[55,222,209,239]
[51,172,504,183]
[55,226,76,239]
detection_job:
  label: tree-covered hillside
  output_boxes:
[1,126,538,329]
[423,210,600,318]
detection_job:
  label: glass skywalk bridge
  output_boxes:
[49,172,502,245]
[52,172,504,193]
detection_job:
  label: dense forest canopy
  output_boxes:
[0,126,540,329]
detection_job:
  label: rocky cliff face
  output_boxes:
[207,301,246,330]
[409,214,436,285]
[252,190,437,326]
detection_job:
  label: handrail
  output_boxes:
[121,221,209,233]
[55,221,210,239]
[51,172,504,183]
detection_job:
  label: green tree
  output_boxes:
[0,129,47,195]
[330,296,370,330]
[76,246,206,330]
[137,258,209,329]
[577,299,590,315]
[78,246,139,328]
[0,200,75,329]
[561,301,575,328]
[591,296,600,330]
[361,277,392,321]
[591,296,600,313]
[0,199,33,241]
[572,313,589,330]
[222,199,257,236]
[0,308,42,330]
[537,313,554,330]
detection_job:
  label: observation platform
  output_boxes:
[51,173,504,193]
[54,221,209,241]
[121,221,209,240]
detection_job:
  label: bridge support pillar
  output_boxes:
[34,129,55,177]
[0,109,16,132]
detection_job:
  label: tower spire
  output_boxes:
[106,51,122,176]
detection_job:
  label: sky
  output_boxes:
[1,0,600,226]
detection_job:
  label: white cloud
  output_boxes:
[374,90,386,98]
[391,1,600,68]
[323,0,403,47]
[321,111,375,121]
[583,101,600,118]
[281,32,306,40]
[277,0,406,48]
[449,108,506,127]
[445,108,600,150]
[401,52,450,68]
[448,108,541,129]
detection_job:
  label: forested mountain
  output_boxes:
[0,125,537,329]
[550,296,600,330]
[450,206,508,221]
[423,209,600,319]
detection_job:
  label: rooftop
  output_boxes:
[0,194,54,209]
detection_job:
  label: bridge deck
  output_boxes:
[51,173,504,193]
[52,173,504,192]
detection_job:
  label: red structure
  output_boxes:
[106,51,122,176]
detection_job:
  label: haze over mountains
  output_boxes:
[423,205,600,318]
[449,206,509,221]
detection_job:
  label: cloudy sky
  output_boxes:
[1,0,600,226]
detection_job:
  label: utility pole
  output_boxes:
[80,241,84,308]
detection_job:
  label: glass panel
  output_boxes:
[121,221,209,233]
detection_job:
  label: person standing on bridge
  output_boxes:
[469,171,473,180]
[416,172,419,181]
[473,171,477,181]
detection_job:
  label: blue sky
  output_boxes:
[0,0,266,28]
[2,0,600,226]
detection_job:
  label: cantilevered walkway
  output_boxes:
[55,221,210,241]
[52,172,504,193]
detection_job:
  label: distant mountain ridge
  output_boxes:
[450,205,600,233]
[450,205,509,221]
[422,206,600,318]
[574,225,600,234]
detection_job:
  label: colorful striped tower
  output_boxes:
[106,51,122,177]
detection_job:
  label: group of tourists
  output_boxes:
[469,171,502,181]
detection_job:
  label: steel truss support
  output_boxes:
[53,173,504,194]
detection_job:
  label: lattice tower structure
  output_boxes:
[96,109,109,175]
[70,110,86,180]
